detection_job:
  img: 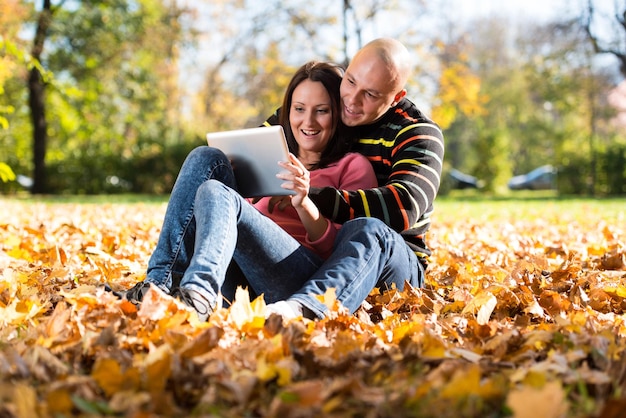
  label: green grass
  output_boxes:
[1,191,624,222]
[0,193,170,205]
[436,191,625,223]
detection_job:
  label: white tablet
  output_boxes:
[206,125,295,198]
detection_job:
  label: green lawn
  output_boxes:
[1,192,624,223]
[436,192,624,223]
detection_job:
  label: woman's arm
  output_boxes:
[277,153,328,242]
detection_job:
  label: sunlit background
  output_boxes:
[1,0,624,196]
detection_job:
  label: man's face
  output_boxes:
[340,49,404,127]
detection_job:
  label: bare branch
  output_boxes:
[583,0,626,77]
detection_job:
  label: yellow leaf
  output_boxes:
[440,365,500,399]
[507,381,568,418]
[46,388,74,415]
[462,291,497,325]
[3,234,20,248]
[255,341,295,387]
[143,344,171,392]
[256,355,276,382]
[14,383,38,418]
[421,332,447,359]
[92,358,124,397]
[315,287,340,311]
[229,286,265,330]
[522,371,548,388]
[390,320,423,343]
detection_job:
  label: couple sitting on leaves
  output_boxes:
[110,38,445,322]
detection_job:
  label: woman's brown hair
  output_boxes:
[278,61,352,169]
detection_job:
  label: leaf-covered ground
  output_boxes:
[0,198,624,418]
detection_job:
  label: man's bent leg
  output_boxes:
[289,218,424,318]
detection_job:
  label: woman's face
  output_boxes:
[289,79,334,157]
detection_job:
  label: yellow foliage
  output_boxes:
[228,286,266,332]
[92,358,129,397]
[0,199,624,416]
[14,383,39,418]
[440,364,501,399]
[507,381,568,418]
[432,61,488,129]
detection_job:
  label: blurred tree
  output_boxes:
[243,42,296,126]
[440,14,620,194]
[525,20,618,195]
[431,36,487,131]
[583,0,626,77]
[433,18,514,192]
[13,0,195,193]
[339,0,395,65]
[0,0,29,130]
[192,0,426,130]
[28,0,53,194]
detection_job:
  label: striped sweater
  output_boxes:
[265,97,444,267]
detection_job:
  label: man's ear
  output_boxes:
[391,89,407,106]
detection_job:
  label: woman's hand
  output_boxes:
[275,153,328,241]
[277,153,311,209]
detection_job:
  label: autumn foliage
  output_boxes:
[0,199,625,417]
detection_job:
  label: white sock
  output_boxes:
[265,300,303,319]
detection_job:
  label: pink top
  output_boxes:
[253,152,377,259]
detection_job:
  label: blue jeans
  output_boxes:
[146,146,424,317]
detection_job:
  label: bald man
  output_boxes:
[118,38,445,321]
[341,38,412,126]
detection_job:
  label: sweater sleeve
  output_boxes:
[305,153,378,258]
[310,120,444,233]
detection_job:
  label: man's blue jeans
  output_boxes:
[146,146,424,317]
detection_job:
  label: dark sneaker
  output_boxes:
[106,281,153,305]
[171,287,214,322]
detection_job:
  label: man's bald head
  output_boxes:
[356,38,412,92]
[340,38,413,126]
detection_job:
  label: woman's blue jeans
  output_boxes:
[145,146,424,317]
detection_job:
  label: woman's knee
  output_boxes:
[183,146,235,188]
[185,146,228,168]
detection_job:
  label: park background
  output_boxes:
[1,2,626,417]
[1,0,625,197]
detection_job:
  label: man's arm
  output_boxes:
[262,111,280,127]
[309,121,444,233]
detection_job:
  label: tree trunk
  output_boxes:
[28,0,52,194]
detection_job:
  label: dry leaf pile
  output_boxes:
[0,200,625,418]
